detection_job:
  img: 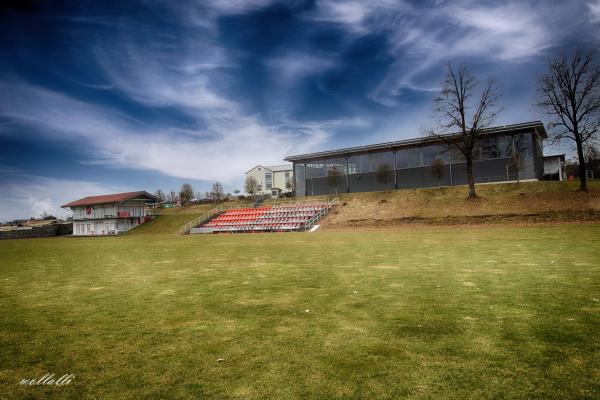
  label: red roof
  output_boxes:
[61,191,159,208]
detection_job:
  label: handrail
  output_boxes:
[303,197,338,231]
[177,209,221,235]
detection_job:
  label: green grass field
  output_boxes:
[1,225,599,399]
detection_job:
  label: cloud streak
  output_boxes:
[0,81,332,182]
[0,169,126,222]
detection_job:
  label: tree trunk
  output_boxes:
[575,136,588,192]
[466,156,477,199]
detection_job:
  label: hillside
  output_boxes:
[130,181,600,234]
[129,199,255,235]
[322,181,600,228]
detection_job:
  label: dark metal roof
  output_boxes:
[284,121,547,162]
[62,191,159,208]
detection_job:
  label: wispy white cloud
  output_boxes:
[305,0,408,33]
[0,171,126,222]
[0,81,332,183]
[266,51,337,86]
[449,4,551,60]
[367,1,560,105]
[590,0,600,23]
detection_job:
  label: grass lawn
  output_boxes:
[1,225,599,399]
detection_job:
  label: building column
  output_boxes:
[448,144,454,186]
[345,156,350,193]
[393,150,398,190]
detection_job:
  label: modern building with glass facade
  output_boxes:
[284,121,547,197]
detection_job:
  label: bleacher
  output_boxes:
[189,201,335,234]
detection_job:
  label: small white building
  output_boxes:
[245,164,294,197]
[543,154,566,181]
[62,191,159,236]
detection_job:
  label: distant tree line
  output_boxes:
[154,181,240,207]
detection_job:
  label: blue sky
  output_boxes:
[1,0,599,221]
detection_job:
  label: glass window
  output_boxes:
[498,136,513,158]
[307,160,326,178]
[326,157,346,175]
[396,149,408,169]
[449,146,465,163]
[265,172,272,189]
[358,154,370,173]
[422,145,448,165]
[480,137,499,159]
[514,134,532,160]
[368,151,394,172]
[347,155,360,175]
[407,148,422,168]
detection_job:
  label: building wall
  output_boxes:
[543,157,564,180]
[72,200,149,220]
[273,170,293,191]
[544,157,561,174]
[73,216,151,235]
[245,166,268,193]
[71,200,152,235]
[245,166,293,194]
[294,131,543,196]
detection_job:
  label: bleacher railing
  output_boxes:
[179,196,338,234]
[177,209,222,235]
[303,197,338,231]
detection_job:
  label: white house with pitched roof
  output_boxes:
[61,191,159,236]
[245,164,294,196]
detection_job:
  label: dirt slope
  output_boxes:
[321,181,600,228]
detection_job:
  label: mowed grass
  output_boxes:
[1,225,599,399]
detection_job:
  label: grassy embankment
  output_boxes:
[323,180,600,228]
[135,181,600,234]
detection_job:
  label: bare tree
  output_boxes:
[536,49,600,192]
[376,163,392,185]
[154,189,166,202]
[585,143,600,178]
[179,183,194,205]
[210,182,224,203]
[506,136,528,183]
[40,211,56,220]
[426,65,500,199]
[285,177,294,192]
[327,167,341,195]
[431,159,445,187]
[244,176,260,199]
[169,191,178,203]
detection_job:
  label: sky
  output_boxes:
[0,0,599,221]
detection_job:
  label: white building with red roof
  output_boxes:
[61,191,160,236]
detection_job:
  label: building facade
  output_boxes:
[285,122,547,197]
[62,191,159,236]
[245,165,294,196]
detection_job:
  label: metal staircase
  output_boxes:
[177,209,222,235]
[303,197,338,231]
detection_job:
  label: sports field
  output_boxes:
[1,225,599,399]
